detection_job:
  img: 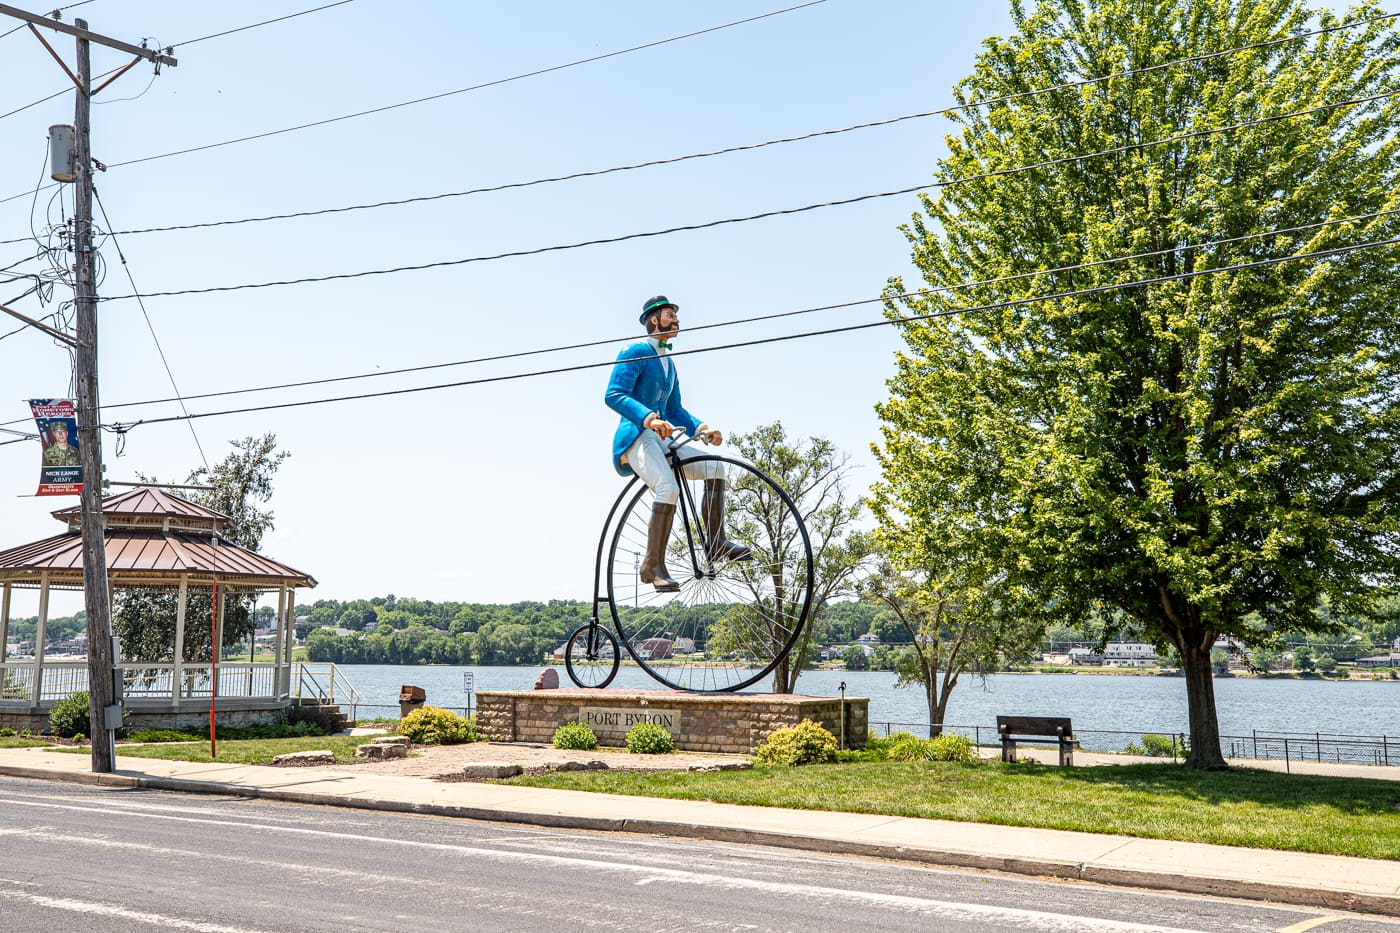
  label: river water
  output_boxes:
[334,664,1398,743]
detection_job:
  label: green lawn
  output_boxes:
[510,760,1400,861]
[0,737,56,749]
[102,735,369,765]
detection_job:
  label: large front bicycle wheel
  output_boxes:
[605,454,814,692]
[564,624,620,688]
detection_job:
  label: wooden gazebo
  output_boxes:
[0,488,318,730]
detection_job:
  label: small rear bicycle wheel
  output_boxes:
[564,623,620,688]
[605,453,813,692]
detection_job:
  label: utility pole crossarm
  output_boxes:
[0,3,178,66]
[0,302,79,346]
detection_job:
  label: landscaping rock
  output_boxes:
[369,735,409,745]
[688,761,753,772]
[546,759,609,772]
[533,668,559,690]
[272,750,336,766]
[460,763,523,780]
[355,742,408,760]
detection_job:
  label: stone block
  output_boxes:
[461,764,524,779]
[355,742,408,760]
[273,750,336,766]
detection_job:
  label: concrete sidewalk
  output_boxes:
[0,745,1396,918]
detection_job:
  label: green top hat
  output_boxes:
[639,294,678,325]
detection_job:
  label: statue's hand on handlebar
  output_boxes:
[643,413,676,438]
[695,423,723,446]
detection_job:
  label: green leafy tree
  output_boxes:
[1293,645,1316,672]
[860,557,1037,734]
[840,645,870,671]
[879,0,1400,767]
[715,423,872,693]
[114,435,288,662]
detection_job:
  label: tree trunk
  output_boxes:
[1180,638,1227,769]
[925,675,942,737]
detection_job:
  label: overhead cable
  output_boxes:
[108,1,829,171]
[0,0,98,41]
[22,234,1385,440]
[32,205,1389,421]
[170,0,356,48]
[92,187,209,469]
[93,89,1399,302]
[3,3,1390,216]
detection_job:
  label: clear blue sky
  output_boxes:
[0,1,1015,615]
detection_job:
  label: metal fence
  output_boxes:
[350,702,473,721]
[869,720,1399,775]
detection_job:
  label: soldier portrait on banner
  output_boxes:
[29,398,82,496]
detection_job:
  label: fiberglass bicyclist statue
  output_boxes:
[605,294,752,592]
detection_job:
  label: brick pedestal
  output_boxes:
[476,689,868,754]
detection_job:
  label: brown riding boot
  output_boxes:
[702,479,753,562]
[638,501,681,592]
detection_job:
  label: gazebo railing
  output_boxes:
[0,659,293,705]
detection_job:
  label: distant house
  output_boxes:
[1356,654,1400,669]
[1103,642,1156,668]
[635,637,674,660]
[1068,646,1103,666]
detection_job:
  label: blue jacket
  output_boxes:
[605,341,702,476]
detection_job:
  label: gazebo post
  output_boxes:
[1,581,11,663]
[31,572,50,707]
[274,586,287,697]
[172,574,188,707]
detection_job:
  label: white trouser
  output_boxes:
[623,431,724,505]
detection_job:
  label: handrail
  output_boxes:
[292,662,360,707]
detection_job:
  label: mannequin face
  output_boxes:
[652,307,680,341]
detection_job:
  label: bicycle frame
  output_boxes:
[588,435,709,641]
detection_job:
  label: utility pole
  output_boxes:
[0,4,176,773]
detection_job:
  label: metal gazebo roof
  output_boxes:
[0,487,315,590]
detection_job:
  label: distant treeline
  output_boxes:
[297,595,896,667]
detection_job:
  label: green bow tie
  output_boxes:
[657,341,672,351]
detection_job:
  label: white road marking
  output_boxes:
[0,795,1209,933]
[0,887,277,932]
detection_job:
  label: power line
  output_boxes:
[32,234,1388,441]
[1,232,1395,450]
[25,205,1387,423]
[91,186,208,469]
[107,1,830,172]
[0,0,355,127]
[169,0,355,48]
[5,9,1393,235]
[93,89,1400,302]
[0,0,98,41]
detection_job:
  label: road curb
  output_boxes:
[3,763,1396,918]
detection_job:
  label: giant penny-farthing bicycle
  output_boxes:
[565,434,814,692]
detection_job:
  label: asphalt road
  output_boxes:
[0,775,1394,932]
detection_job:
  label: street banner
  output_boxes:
[30,398,81,496]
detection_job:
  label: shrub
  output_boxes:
[884,734,936,761]
[755,720,838,766]
[928,733,976,762]
[0,728,16,737]
[124,729,204,743]
[553,721,598,750]
[49,691,90,738]
[71,733,85,744]
[625,722,674,754]
[399,706,476,745]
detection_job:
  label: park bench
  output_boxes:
[996,715,1076,766]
